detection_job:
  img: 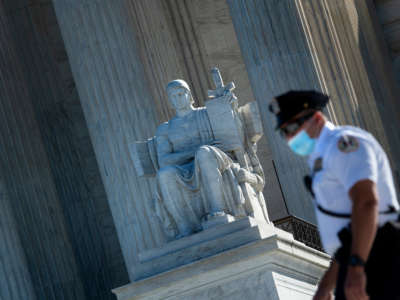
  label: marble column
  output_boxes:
[374,0,400,84]
[227,0,320,223]
[227,0,400,223]
[0,179,36,300]
[296,0,400,182]
[53,0,172,281]
[0,3,85,297]
[0,0,128,298]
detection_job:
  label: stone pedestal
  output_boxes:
[113,219,330,300]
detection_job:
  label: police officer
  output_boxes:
[269,91,400,300]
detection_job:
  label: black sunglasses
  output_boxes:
[279,112,315,137]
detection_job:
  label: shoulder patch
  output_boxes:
[337,135,359,153]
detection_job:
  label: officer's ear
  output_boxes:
[312,111,324,123]
[313,111,326,131]
[305,111,324,138]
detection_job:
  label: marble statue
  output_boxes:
[131,68,269,240]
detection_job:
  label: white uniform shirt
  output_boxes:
[308,121,399,255]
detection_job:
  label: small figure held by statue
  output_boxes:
[131,68,270,240]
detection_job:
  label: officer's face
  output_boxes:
[280,111,316,140]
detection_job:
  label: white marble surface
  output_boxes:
[135,217,275,279]
[138,216,259,263]
[113,226,330,300]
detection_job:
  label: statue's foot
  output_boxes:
[202,211,226,222]
[174,224,202,240]
[201,211,235,230]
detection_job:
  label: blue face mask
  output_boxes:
[288,130,316,156]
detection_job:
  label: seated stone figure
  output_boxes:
[132,74,269,240]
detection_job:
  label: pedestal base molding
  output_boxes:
[113,219,330,300]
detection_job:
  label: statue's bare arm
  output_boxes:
[156,123,196,169]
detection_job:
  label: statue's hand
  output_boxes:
[237,168,257,185]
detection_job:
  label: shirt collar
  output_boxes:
[309,121,336,162]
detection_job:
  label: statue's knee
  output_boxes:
[157,166,176,183]
[196,146,214,164]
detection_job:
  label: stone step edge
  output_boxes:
[138,216,266,262]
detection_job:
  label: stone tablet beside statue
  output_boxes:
[131,68,270,240]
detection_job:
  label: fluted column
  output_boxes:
[53,0,173,280]
[227,0,400,223]
[0,2,86,298]
[374,0,400,83]
[227,0,319,223]
[0,0,128,298]
[296,0,400,181]
[0,179,36,300]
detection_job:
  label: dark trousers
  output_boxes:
[335,220,400,300]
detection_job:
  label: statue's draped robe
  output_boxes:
[155,108,246,238]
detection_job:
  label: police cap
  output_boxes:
[269,90,329,129]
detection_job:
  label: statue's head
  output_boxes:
[166,79,194,111]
